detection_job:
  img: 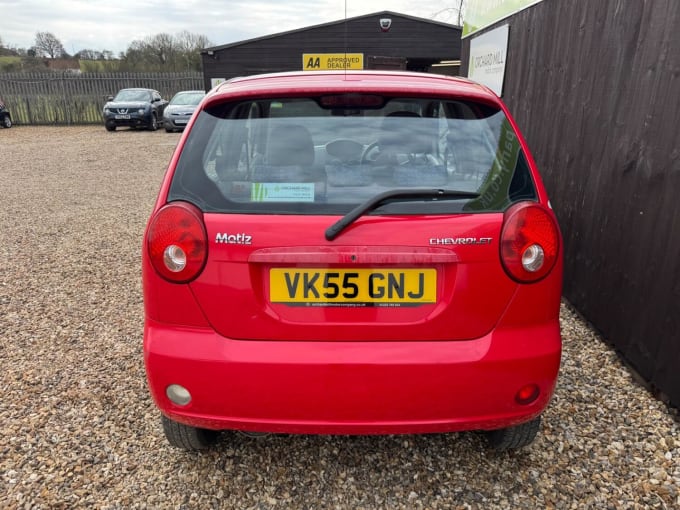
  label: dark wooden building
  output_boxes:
[201,11,461,89]
[461,1,680,408]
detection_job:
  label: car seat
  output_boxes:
[251,123,327,199]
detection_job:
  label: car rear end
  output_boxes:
[142,71,563,450]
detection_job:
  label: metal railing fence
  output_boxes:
[0,72,203,125]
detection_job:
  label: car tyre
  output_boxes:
[486,416,541,451]
[161,414,220,451]
[2,115,12,128]
[149,114,158,131]
[165,127,174,133]
[105,121,116,132]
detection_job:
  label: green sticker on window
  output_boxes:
[464,119,521,211]
[251,183,315,202]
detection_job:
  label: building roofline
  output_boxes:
[202,10,461,54]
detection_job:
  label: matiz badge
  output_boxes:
[215,232,252,245]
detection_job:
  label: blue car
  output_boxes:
[103,88,168,131]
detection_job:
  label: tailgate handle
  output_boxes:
[249,247,459,264]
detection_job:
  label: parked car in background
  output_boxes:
[162,90,206,132]
[0,99,12,128]
[103,88,168,131]
[143,71,563,452]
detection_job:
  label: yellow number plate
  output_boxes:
[270,268,436,306]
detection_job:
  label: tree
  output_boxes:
[119,31,212,72]
[0,34,15,57]
[34,31,67,58]
[74,49,98,60]
[175,31,213,70]
[151,33,176,66]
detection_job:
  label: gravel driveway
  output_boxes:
[1,126,678,509]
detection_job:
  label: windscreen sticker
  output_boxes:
[251,182,315,202]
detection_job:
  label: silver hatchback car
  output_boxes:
[162,90,206,132]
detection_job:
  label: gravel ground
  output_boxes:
[1,126,679,509]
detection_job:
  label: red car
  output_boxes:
[143,71,563,451]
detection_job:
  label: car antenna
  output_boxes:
[344,0,348,79]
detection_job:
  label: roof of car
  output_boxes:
[206,71,500,107]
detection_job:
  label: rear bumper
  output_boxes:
[163,117,189,129]
[144,319,561,434]
[103,113,152,128]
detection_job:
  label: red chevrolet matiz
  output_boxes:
[143,71,563,451]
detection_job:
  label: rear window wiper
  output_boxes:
[325,188,480,241]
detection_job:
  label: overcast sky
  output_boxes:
[1,0,460,55]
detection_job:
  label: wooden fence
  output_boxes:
[461,0,680,408]
[0,72,203,125]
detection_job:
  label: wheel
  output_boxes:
[486,416,541,451]
[148,114,158,131]
[161,414,220,451]
[360,141,380,164]
[165,127,173,133]
[105,121,116,132]
[2,115,12,128]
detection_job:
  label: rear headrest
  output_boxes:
[267,124,315,167]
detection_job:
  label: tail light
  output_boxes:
[501,202,560,283]
[147,201,207,283]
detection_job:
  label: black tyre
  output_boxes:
[161,414,220,451]
[165,127,173,133]
[2,115,12,128]
[105,121,116,132]
[148,114,158,131]
[486,416,541,451]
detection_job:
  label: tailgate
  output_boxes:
[189,213,516,341]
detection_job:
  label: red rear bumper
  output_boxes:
[144,318,561,434]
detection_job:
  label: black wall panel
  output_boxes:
[462,0,680,407]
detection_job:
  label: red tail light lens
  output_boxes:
[147,202,207,283]
[515,384,540,405]
[501,202,560,283]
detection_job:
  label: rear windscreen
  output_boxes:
[168,96,537,214]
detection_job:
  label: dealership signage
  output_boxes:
[210,78,226,88]
[302,53,364,71]
[468,24,509,96]
[463,0,544,37]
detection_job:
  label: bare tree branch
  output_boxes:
[34,31,67,58]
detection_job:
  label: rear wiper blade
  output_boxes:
[325,188,480,241]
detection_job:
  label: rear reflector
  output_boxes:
[501,202,560,283]
[147,202,207,283]
[515,384,540,405]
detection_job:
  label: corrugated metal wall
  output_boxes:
[201,12,461,88]
[462,1,680,407]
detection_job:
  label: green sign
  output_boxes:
[463,0,545,37]
[464,119,521,212]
